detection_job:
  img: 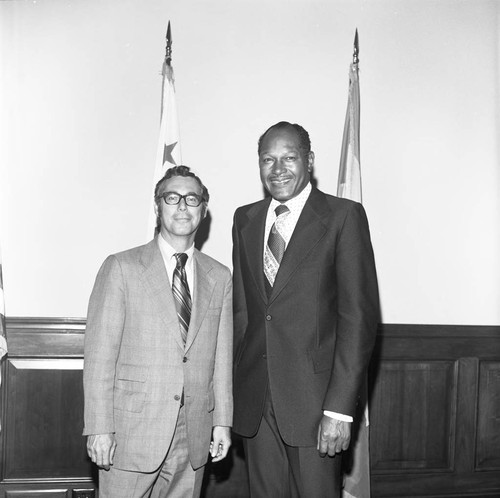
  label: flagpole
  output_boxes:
[166,21,172,66]
[338,29,371,498]
[353,28,359,65]
[161,21,172,114]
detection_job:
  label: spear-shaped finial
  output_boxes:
[353,28,359,65]
[165,21,172,66]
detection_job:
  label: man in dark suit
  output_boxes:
[232,122,379,497]
[84,166,233,497]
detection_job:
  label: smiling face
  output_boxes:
[258,126,314,202]
[154,175,206,250]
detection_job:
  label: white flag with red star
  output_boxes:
[148,60,182,236]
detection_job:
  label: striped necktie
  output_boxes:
[172,253,191,345]
[264,204,290,287]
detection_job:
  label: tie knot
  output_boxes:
[275,204,289,217]
[174,253,188,269]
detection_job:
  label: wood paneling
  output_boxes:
[1,320,499,498]
[370,360,456,472]
[4,361,88,479]
[370,324,500,498]
[476,361,500,470]
[0,318,95,498]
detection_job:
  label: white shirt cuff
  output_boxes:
[323,410,353,422]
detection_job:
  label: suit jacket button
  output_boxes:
[183,356,188,363]
[266,314,272,321]
[174,395,180,401]
[262,354,267,359]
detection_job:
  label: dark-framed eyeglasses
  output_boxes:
[158,191,203,207]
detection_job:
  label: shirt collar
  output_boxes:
[157,234,195,262]
[269,182,312,215]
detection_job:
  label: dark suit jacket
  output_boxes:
[232,187,379,447]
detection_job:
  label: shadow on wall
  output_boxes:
[195,211,212,251]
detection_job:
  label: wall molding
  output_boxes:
[4,317,86,358]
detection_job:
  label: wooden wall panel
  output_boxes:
[370,360,456,472]
[4,360,89,479]
[370,324,500,498]
[0,319,96,498]
[476,361,500,471]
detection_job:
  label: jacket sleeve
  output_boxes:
[231,210,249,363]
[212,268,233,427]
[323,202,379,416]
[83,255,125,435]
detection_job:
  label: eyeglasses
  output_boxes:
[158,191,203,207]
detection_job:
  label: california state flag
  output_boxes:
[148,58,182,236]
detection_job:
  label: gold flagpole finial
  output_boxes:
[166,21,172,66]
[353,28,359,65]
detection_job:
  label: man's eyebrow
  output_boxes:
[163,190,200,195]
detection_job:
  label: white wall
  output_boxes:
[1,0,498,324]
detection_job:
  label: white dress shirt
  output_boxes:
[157,235,195,294]
[263,183,353,424]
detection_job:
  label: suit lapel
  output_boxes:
[139,238,184,351]
[270,189,328,302]
[240,198,271,303]
[184,251,215,352]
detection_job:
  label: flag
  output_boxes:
[0,250,7,362]
[342,382,371,498]
[337,60,361,203]
[156,61,182,172]
[338,32,371,498]
[0,245,8,429]
[148,22,182,236]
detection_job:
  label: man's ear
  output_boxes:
[307,151,315,172]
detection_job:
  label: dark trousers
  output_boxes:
[242,387,342,498]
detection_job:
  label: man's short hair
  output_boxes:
[257,121,311,156]
[154,165,209,234]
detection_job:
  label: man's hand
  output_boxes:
[317,415,351,457]
[210,426,231,462]
[87,433,117,470]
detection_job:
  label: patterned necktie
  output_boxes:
[172,253,191,345]
[264,204,290,287]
